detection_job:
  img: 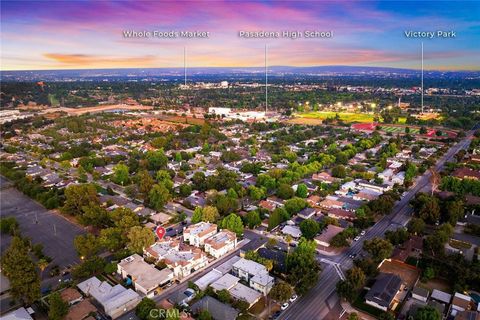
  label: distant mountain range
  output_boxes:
[1,66,478,81]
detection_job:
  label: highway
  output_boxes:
[279,130,474,320]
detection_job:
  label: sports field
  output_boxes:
[296,111,375,123]
[382,126,419,134]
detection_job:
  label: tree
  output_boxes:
[146,150,168,171]
[444,200,464,225]
[385,228,409,245]
[286,238,321,295]
[296,183,308,198]
[299,219,320,240]
[277,183,294,200]
[214,194,238,216]
[112,163,129,185]
[217,289,232,303]
[268,208,287,230]
[221,213,244,235]
[48,292,69,320]
[136,170,154,198]
[363,238,393,262]
[192,207,203,224]
[197,310,213,320]
[269,282,293,302]
[156,170,173,190]
[248,185,266,200]
[127,226,155,253]
[346,266,366,289]
[0,217,18,235]
[411,193,440,224]
[284,197,308,216]
[408,218,426,235]
[37,258,49,279]
[332,165,347,178]
[179,184,192,197]
[74,234,100,259]
[336,280,356,302]
[136,297,157,320]
[414,306,441,320]
[202,206,220,223]
[62,184,99,216]
[149,184,171,210]
[1,236,40,303]
[79,205,109,227]
[245,210,261,229]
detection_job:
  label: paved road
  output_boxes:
[0,176,85,278]
[279,131,474,320]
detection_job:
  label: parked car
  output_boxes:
[360,230,366,236]
[271,311,282,319]
[354,236,360,241]
[289,294,298,302]
[281,303,289,310]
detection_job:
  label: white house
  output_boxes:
[183,222,218,247]
[232,258,274,295]
[204,230,237,258]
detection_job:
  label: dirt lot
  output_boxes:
[379,259,420,289]
[417,278,452,293]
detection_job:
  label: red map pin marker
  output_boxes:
[155,226,166,240]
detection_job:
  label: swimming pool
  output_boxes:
[470,292,480,304]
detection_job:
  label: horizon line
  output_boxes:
[1,64,479,73]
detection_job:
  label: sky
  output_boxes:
[1,0,479,71]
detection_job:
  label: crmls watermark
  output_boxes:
[149,308,191,319]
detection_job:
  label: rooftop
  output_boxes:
[365,273,402,308]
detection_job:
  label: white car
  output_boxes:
[354,236,360,241]
[281,303,289,310]
[360,230,366,236]
[289,294,298,302]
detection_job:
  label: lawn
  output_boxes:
[382,126,419,134]
[296,111,374,123]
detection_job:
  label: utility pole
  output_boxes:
[265,44,268,114]
[184,46,187,86]
[421,42,424,114]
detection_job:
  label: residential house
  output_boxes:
[312,172,336,184]
[231,258,274,295]
[453,168,480,180]
[327,208,356,221]
[117,254,174,297]
[204,230,237,258]
[183,222,218,247]
[281,225,302,239]
[411,286,429,302]
[315,225,344,247]
[451,292,473,314]
[365,273,403,311]
[145,241,208,279]
[191,296,239,320]
[60,288,83,305]
[77,277,141,319]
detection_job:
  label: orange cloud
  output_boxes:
[43,53,158,68]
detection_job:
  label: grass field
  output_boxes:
[382,126,419,134]
[296,111,375,123]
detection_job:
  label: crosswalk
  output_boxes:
[320,258,345,280]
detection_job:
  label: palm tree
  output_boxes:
[38,258,49,279]
[285,234,293,254]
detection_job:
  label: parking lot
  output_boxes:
[0,176,85,271]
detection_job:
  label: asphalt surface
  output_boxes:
[279,131,475,320]
[0,175,85,276]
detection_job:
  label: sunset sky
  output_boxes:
[1,0,479,71]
